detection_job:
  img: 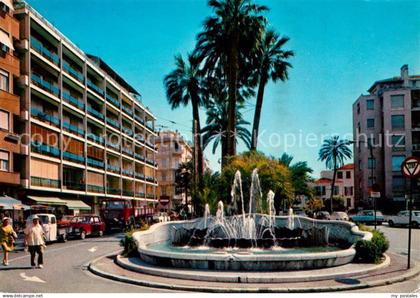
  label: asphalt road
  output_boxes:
[0,225,419,293]
[0,233,171,293]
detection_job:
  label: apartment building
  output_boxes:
[353,65,420,211]
[9,1,158,214]
[312,164,355,209]
[155,130,192,211]
[0,0,23,198]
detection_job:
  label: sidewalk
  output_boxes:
[89,252,420,293]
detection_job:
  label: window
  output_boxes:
[347,198,352,207]
[367,118,375,129]
[0,69,9,92]
[344,187,353,196]
[0,109,9,130]
[392,176,405,190]
[346,171,351,179]
[366,99,374,110]
[368,158,376,169]
[392,155,405,171]
[357,102,360,114]
[391,95,404,109]
[334,186,339,195]
[357,122,361,133]
[0,150,9,171]
[337,172,343,179]
[391,115,405,130]
[391,135,405,150]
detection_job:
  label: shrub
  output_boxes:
[354,225,389,263]
[120,228,141,257]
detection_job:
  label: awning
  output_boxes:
[60,199,91,211]
[0,0,13,11]
[27,196,66,206]
[0,29,14,50]
[0,196,30,210]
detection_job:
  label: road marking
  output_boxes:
[20,272,46,283]
[88,246,97,253]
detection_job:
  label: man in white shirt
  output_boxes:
[24,215,45,269]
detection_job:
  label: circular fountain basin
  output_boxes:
[133,216,372,271]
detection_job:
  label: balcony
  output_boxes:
[87,106,104,121]
[63,61,84,83]
[135,172,145,180]
[31,37,59,66]
[31,108,60,127]
[145,141,155,150]
[106,141,120,151]
[106,117,120,130]
[63,122,85,137]
[31,176,60,188]
[31,74,60,97]
[145,158,157,167]
[87,157,104,169]
[63,181,85,191]
[106,93,120,108]
[122,147,134,157]
[122,190,134,197]
[63,151,85,163]
[87,133,105,145]
[134,115,144,124]
[31,141,60,157]
[122,127,134,137]
[87,80,105,97]
[145,176,156,183]
[135,192,145,197]
[122,169,134,177]
[146,193,155,199]
[107,164,120,173]
[146,123,154,132]
[107,187,121,195]
[63,92,85,110]
[135,135,145,143]
[122,105,133,116]
[134,153,145,162]
[87,184,105,193]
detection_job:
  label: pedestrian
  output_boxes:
[24,215,45,269]
[0,217,17,266]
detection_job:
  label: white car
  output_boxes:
[331,212,349,221]
[26,214,67,242]
[388,210,420,228]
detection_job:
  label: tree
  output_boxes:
[201,98,251,167]
[305,197,324,216]
[318,136,352,213]
[279,153,313,198]
[251,30,293,150]
[175,161,194,215]
[164,54,205,194]
[195,0,268,159]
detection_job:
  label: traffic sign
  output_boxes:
[401,157,420,178]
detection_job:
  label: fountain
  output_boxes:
[134,169,372,271]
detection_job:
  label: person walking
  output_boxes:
[24,215,45,269]
[0,217,17,266]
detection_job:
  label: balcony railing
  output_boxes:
[87,106,104,121]
[87,185,105,193]
[63,92,85,110]
[107,187,121,195]
[122,127,134,137]
[31,108,60,127]
[87,133,105,145]
[146,123,154,132]
[106,117,120,129]
[106,93,120,108]
[106,141,120,151]
[145,141,155,149]
[87,157,104,168]
[146,194,155,199]
[145,176,156,183]
[122,169,134,176]
[31,73,60,97]
[31,141,60,157]
[31,176,60,188]
[123,190,134,197]
[63,122,85,137]
[107,164,120,173]
[135,172,145,180]
[122,147,134,156]
[87,80,105,97]
[30,37,59,65]
[134,115,144,124]
[145,158,157,166]
[63,151,85,163]
[135,192,145,197]
[134,153,145,162]
[63,61,84,83]
[135,134,145,143]
[122,105,133,116]
[63,181,85,191]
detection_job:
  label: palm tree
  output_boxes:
[279,153,313,198]
[251,30,294,150]
[195,0,267,158]
[318,136,352,213]
[164,54,205,192]
[175,161,194,216]
[201,99,251,167]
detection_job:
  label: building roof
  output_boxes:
[338,163,354,171]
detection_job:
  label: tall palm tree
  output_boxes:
[195,0,267,159]
[318,136,352,213]
[164,54,205,192]
[279,153,313,198]
[201,99,251,167]
[251,30,294,150]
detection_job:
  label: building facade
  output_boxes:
[6,1,158,215]
[353,65,420,211]
[155,130,192,211]
[312,164,355,209]
[0,0,23,198]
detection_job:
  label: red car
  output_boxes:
[68,215,106,239]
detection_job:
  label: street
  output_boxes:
[0,225,419,293]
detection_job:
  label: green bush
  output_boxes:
[354,226,389,263]
[120,228,141,257]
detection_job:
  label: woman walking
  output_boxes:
[0,217,17,266]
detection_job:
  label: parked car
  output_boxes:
[315,211,330,220]
[388,210,420,228]
[26,214,68,242]
[350,210,384,225]
[68,215,105,239]
[331,212,349,221]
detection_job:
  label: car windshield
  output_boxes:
[37,215,49,224]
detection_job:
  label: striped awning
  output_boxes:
[27,196,66,206]
[0,196,30,210]
[61,199,91,211]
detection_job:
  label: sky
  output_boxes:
[27,0,420,177]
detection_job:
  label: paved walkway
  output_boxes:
[89,252,420,292]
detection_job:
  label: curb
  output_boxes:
[88,253,420,293]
